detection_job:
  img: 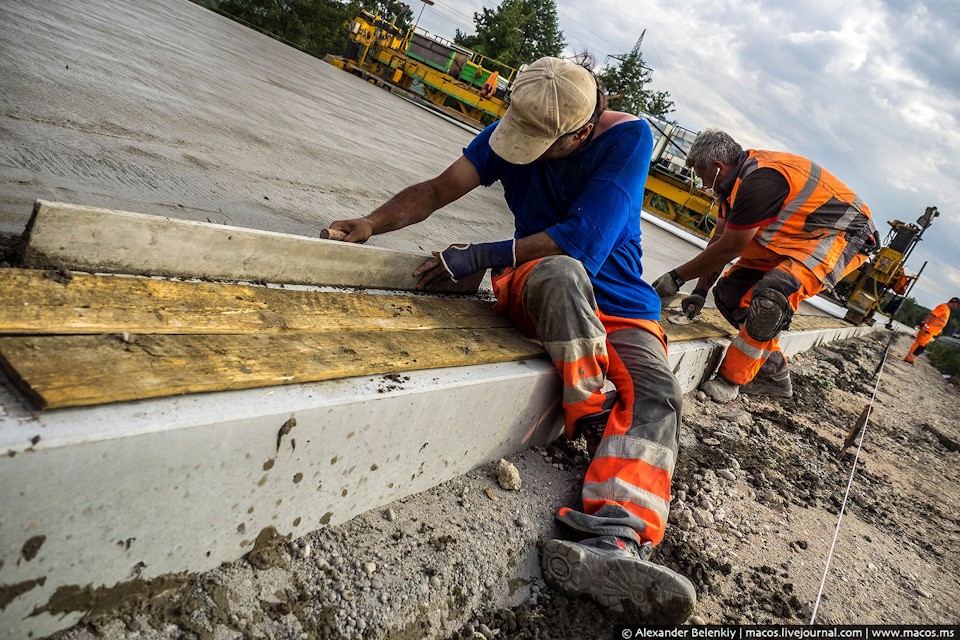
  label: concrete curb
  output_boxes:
[0,320,881,637]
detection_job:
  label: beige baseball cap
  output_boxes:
[489,57,598,165]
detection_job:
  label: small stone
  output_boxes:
[703,437,721,446]
[917,588,932,598]
[228,614,240,625]
[696,391,707,402]
[762,603,773,613]
[343,589,355,600]
[717,469,736,481]
[699,498,714,510]
[497,459,522,491]
[478,624,494,638]
[867,563,877,571]
[675,490,687,502]
[122,331,132,343]
[363,562,377,576]
[692,508,714,527]
[299,544,312,559]
[762,490,778,503]
[689,615,706,625]
[485,487,498,501]
[677,510,698,531]
[385,508,397,522]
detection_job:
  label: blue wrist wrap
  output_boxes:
[439,240,515,282]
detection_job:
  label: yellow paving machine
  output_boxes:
[326,10,515,127]
[641,114,717,237]
[832,207,938,325]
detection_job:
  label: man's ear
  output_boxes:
[576,123,594,140]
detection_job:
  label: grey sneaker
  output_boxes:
[739,372,793,397]
[541,536,696,625]
[700,376,739,402]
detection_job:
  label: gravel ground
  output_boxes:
[50,331,960,639]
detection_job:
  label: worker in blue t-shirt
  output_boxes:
[330,56,695,624]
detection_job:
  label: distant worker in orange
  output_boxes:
[479,70,499,98]
[652,129,878,402]
[904,297,959,363]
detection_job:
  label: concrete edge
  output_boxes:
[19,201,483,294]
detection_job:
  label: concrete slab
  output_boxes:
[21,201,482,293]
[0,360,564,638]
[0,0,828,315]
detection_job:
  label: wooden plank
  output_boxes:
[20,200,484,293]
[661,308,850,344]
[0,330,545,409]
[0,269,508,335]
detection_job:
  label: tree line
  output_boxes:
[199,0,673,118]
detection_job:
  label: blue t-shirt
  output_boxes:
[463,119,661,319]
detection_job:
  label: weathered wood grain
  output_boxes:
[0,269,507,335]
[0,329,545,409]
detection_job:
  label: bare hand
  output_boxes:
[329,218,374,244]
[413,252,452,290]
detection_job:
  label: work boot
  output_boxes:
[700,376,739,402]
[739,372,793,398]
[541,536,696,625]
[904,354,916,363]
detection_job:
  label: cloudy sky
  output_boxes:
[412,0,960,309]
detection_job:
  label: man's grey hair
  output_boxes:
[685,128,743,174]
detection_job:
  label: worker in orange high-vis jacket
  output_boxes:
[653,129,878,402]
[330,57,695,624]
[905,297,959,362]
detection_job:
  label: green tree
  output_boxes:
[600,35,673,118]
[362,0,413,31]
[894,296,928,328]
[454,0,565,70]
[214,0,362,57]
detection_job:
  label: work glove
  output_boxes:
[681,288,709,319]
[439,239,515,282]
[652,269,685,300]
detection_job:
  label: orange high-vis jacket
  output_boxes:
[723,150,877,289]
[922,303,951,336]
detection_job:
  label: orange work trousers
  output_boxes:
[714,252,869,385]
[714,255,822,385]
[492,256,681,546]
[905,330,934,362]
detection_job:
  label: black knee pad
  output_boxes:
[914,344,926,356]
[715,295,748,329]
[745,289,793,342]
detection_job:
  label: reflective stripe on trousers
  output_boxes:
[491,256,681,546]
[714,255,823,385]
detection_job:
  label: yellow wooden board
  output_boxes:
[660,308,850,344]
[0,268,852,410]
[0,329,544,409]
[0,269,509,335]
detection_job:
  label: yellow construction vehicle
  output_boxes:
[832,207,938,325]
[326,11,515,127]
[641,114,717,238]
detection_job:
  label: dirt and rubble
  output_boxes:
[50,331,960,639]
